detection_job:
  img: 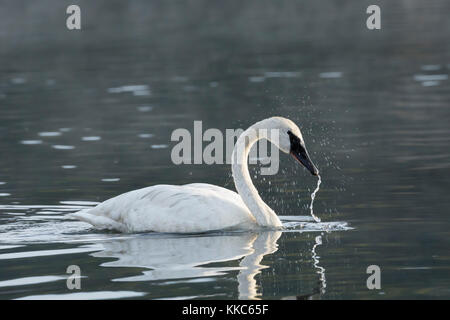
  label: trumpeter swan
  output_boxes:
[70,117,319,233]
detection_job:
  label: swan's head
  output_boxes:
[263,117,319,176]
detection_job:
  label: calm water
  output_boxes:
[1,1,450,299]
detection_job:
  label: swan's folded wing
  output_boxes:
[70,184,256,233]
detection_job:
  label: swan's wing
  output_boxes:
[70,184,256,233]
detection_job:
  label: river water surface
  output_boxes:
[0,1,450,299]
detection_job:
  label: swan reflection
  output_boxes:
[91,230,327,299]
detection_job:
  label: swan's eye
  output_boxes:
[287,131,304,152]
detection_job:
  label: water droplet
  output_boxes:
[310,175,322,223]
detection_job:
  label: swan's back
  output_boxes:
[71,184,257,233]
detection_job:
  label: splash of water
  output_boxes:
[310,174,322,223]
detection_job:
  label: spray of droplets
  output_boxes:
[310,174,322,222]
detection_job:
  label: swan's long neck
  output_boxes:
[231,124,282,228]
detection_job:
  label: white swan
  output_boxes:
[71,117,319,233]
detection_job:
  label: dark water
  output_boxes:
[1,0,450,299]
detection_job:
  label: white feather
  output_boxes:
[70,184,256,233]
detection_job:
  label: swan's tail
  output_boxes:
[68,209,128,232]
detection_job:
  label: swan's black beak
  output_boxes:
[288,131,319,176]
[291,148,319,176]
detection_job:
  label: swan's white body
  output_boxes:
[71,117,313,233]
[73,184,256,233]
